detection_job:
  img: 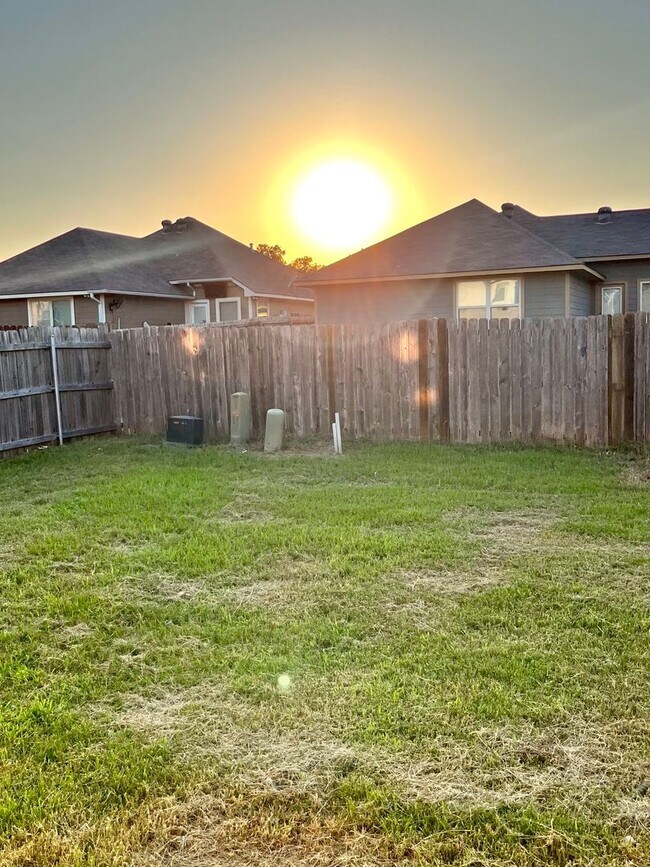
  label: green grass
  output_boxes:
[0,438,648,865]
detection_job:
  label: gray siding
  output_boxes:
[0,299,29,327]
[315,278,454,325]
[75,296,100,326]
[107,295,186,329]
[586,259,650,312]
[569,273,596,316]
[523,273,565,319]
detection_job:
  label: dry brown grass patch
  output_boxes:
[621,458,650,488]
[105,681,650,826]
[2,792,416,867]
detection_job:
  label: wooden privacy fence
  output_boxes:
[0,326,115,454]
[109,312,650,447]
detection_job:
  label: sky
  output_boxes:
[2,0,650,265]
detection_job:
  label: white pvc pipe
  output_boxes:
[335,412,343,454]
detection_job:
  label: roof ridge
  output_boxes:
[179,218,301,277]
[309,199,493,275]
[525,206,650,219]
[497,211,579,264]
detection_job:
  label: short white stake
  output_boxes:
[335,412,343,454]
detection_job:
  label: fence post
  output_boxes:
[50,334,64,446]
[623,313,636,442]
[437,318,450,441]
[608,314,625,445]
[326,324,336,423]
[417,319,430,440]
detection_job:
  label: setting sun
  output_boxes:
[292,158,393,252]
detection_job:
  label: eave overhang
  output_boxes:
[295,262,605,288]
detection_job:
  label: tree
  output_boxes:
[255,243,286,264]
[255,244,322,274]
[289,255,321,274]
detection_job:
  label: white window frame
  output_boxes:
[216,297,242,323]
[639,280,650,313]
[186,300,210,325]
[455,278,521,320]
[27,296,75,327]
[601,284,623,315]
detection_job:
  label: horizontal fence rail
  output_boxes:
[108,313,650,447]
[0,326,115,454]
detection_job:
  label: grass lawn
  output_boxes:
[0,438,649,866]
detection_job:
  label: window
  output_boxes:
[188,300,209,325]
[29,297,74,327]
[640,281,650,313]
[456,279,520,320]
[601,285,623,315]
[255,300,269,318]
[217,298,241,323]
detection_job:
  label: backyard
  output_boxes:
[0,438,649,866]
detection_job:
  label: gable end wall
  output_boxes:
[314,278,454,325]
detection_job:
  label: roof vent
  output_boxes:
[597,206,613,224]
[174,218,188,232]
[161,219,173,233]
[501,202,515,218]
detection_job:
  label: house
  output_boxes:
[0,217,313,329]
[296,199,650,324]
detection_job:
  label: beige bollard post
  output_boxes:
[230,392,251,446]
[264,408,285,453]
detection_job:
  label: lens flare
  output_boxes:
[277,673,292,693]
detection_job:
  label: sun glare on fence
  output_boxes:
[183,330,203,355]
[392,331,420,363]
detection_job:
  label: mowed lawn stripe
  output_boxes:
[0,439,648,865]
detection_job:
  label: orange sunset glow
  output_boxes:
[262,141,424,263]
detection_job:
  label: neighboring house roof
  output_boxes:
[143,218,310,299]
[508,205,650,260]
[297,199,591,286]
[0,217,312,301]
[0,227,191,299]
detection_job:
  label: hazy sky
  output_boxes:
[2,0,650,263]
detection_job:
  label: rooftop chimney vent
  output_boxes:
[161,219,173,233]
[501,202,515,218]
[597,206,613,224]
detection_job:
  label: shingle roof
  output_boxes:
[142,218,310,298]
[508,205,650,259]
[0,217,311,300]
[299,199,582,284]
[0,227,190,298]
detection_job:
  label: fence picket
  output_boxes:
[2,315,649,455]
